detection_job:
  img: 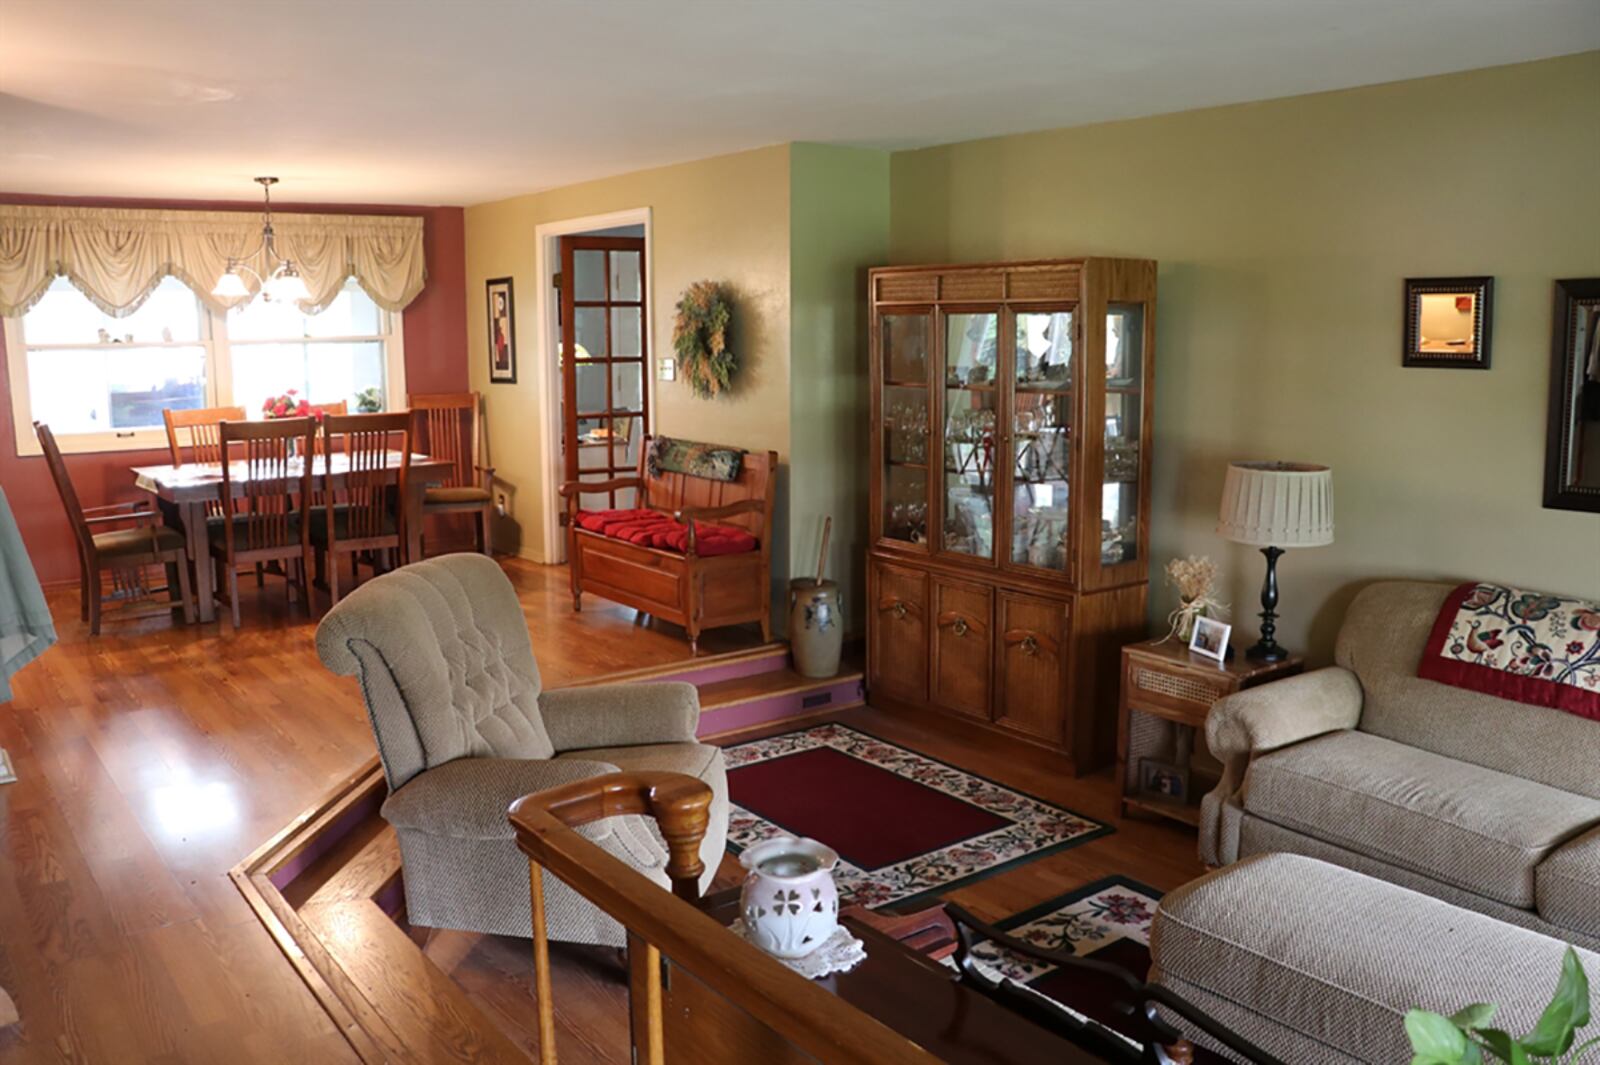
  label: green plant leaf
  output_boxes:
[1452,1004,1499,1030]
[1409,1010,1470,1059]
[1477,1029,1530,1064]
[1522,949,1590,1057]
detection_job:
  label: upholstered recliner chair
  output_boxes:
[314,552,729,947]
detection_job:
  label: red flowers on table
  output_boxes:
[261,389,329,420]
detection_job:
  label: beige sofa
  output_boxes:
[1202,579,1600,951]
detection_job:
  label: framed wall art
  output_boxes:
[1543,277,1600,512]
[486,277,517,384]
[1403,276,1493,369]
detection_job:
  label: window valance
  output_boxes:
[0,204,427,318]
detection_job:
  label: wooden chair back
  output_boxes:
[409,392,481,491]
[163,406,247,467]
[638,436,776,541]
[34,422,92,555]
[218,418,315,555]
[309,401,350,457]
[320,413,410,545]
[508,771,944,1065]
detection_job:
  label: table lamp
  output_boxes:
[1216,462,1334,662]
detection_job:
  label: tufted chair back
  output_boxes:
[316,553,554,790]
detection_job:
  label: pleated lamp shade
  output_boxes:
[1216,462,1334,548]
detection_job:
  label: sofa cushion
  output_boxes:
[575,508,758,557]
[1336,580,1600,800]
[1244,730,1600,908]
[1149,853,1600,1065]
[1539,824,1600,941]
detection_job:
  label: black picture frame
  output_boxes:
[1543,278,1600,513]
[1403,276,1493,369]
[486,277,517,384]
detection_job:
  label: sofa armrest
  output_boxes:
[537,681,701,753]
[1205,666,1363,761]
[1198,666,1363,868]
[382,756,620,841]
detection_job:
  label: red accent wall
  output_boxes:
[0,193,468,584]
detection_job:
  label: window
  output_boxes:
[6,276,405,455]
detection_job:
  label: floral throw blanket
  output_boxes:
[646,436,743,482]
[1418,582,1600,721]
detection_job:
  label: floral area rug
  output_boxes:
[722,724,1111,910]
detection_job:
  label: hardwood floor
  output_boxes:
[0,557,759,1065]
[0,554,1204,1064]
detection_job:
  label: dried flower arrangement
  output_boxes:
[1163,555,1227,642]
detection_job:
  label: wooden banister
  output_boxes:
[508,771,945,1065]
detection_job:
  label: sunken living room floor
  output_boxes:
[0,555,1202,1064]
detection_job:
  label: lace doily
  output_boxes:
[729,918,866,979]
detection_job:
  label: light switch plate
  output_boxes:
[658,358,676,381]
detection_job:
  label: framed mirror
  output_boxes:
[1403,276,1493,368]
[1544,278,1600,513]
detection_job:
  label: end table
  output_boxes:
[1116,638,1303,828]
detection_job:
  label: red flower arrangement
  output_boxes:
[261,389,331,420]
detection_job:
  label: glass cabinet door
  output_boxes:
[1010,310,1074,571]
[941,311,998,559]
[1100,303,1144,566]
[880,313,930,546]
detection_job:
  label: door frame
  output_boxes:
[534,207,654,564]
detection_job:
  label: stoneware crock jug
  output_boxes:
[788,578,842,678]
[739,836,840,959]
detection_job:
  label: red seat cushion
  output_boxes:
[575,509,758,557]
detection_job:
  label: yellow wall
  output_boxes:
[465,145,793,568]
[891,53,1600,660]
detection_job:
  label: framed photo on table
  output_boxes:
[1189,615,1231,662]
[486,277,517,384]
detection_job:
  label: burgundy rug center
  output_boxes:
[727,746,1013,870]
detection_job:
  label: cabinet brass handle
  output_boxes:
[1021,635,1039,656]
[892,601,908,620]
[952,617,969,637]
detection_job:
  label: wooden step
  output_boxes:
[698,650,865,739]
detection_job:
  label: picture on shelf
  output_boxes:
[1189,615,1231,662]
[1138,758,1191,802]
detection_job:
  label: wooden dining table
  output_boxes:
[132,451,453,624]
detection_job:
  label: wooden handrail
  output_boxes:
[507,771,945,1065]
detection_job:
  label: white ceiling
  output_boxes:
[2,0,1596,207]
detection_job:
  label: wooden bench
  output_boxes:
[560,436,777,651]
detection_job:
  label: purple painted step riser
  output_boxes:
[699,678,865,737]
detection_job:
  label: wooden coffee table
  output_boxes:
[672,890,1107,1064]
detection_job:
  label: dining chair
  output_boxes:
[162,405,247,467]
[35,422,194,635]
[308,400,349,457]
[311,412,411,605]
[409,391,494,555]
[211,417,316,628]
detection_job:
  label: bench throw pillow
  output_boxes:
[1418,581,1600,721]
[646,437,743,482]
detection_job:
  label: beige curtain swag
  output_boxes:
[0,204,427,318]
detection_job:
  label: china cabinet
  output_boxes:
[866,258,1156,772]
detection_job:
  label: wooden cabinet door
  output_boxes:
[994,592,1070,744]
[932,578,992,720]
[870,562,928,702]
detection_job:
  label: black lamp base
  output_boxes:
[1248,545,1290,662]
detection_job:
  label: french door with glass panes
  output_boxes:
[559,235,647,511]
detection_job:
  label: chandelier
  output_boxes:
[211,176,310,304]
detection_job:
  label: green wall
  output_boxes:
[790,144,891,630]
[890,52,1600,661]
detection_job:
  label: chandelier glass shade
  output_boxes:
[211,176,309,304]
